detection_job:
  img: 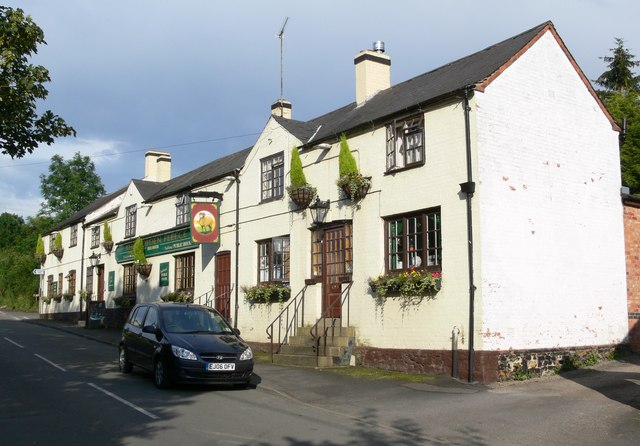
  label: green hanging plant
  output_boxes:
[287,146,316,208]
[133,237,147,264]
[102,221,114,252]
[35,234,46,264]
[52,233,64,259]
[336,134,371,201]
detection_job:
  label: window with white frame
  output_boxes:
[125,205,137,238]
[258,236,290,283]
[70,225,78,247]
[385,115,425,171]
[175,193,190,226]
[260,152,284,202]
[385,208,441,272]
[90,226,100,248]
[67,270,76,296]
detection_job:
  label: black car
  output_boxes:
[119,302,253,388]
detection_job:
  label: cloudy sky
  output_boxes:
[2,0,639,218]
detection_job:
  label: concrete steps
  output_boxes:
[273,323,356,368]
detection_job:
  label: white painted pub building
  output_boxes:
[38,22,629,382]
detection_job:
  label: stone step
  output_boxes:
[272,354,336,368]
[279,344,344,357]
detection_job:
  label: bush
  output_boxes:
[133,237,147,264]
[289,146,307,187]
[338,134,358,177]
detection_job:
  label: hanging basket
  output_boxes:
[52,248,64,259]
[35,253,46,265]
[288,186,316,209]
[136,263,152,277]
[339,175,372,201]
[102,240,114,252]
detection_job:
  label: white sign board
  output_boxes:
[32,269,45,276]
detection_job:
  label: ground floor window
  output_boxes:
[67,270,76,296]
[85,267,94,297]
[175,253,195,291]
[123,264,136,296]
[47,275,54,298]
[258,236,290,283]
[385,208,441,272]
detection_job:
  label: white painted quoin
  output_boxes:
[39,22,629,381]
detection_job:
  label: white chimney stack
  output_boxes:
[144,150,171,182]
[354,41,391,106]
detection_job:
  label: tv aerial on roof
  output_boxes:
[276,17,289,101]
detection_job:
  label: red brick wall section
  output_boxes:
[623,202,640,352]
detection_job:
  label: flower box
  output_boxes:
[369,271,442,298]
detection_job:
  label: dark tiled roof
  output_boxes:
[302,21,551,144]
[272,115,319,142]
[132,179,167,201]
[147,147,251,202]
[48,186,128,233]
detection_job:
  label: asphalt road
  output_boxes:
[1,310,640,445]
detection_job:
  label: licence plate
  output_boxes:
[207,363,235,371]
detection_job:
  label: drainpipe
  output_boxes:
[79,219,86,325]
[233,168,241,329]
[462,87,476,383]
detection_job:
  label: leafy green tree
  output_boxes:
[596,38,640,193]
[0,6,75,158]
[0,212,41,310]
[39,152,106,223]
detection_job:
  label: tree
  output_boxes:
[39,152,106,222]
[0,6,75,158]
[596,38,640,193]
[595,38,640,95]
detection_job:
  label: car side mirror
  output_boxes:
[143,324,162,339]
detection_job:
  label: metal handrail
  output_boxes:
[310,281,353,362]
[265,285,309,362]
[192,285,234,312]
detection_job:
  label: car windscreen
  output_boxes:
[161,307,234,334]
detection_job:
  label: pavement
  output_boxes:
[25,317,486,401]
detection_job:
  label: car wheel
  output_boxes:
[153,358,171,389]
[119,346,133,374]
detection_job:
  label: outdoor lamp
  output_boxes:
[309,197,330,226]
[88,252,101,268]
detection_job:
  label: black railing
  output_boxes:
[266,285,309,361]
[310,281,353,363]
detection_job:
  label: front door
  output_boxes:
[97,265,105,301]
[321,224,352,318]
[215,251,231,318]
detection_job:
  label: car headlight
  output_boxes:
[171,345,197,361]
[240,347,253,361]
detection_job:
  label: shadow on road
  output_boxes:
[558,355,640,410]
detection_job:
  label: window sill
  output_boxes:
[384,162,425,176]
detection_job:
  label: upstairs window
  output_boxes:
[175,194,190,226]
[385,208,441,273]
[125,205,137,238]
[90,226,100,249]
[258,236,290,283]
[48,234,55,254]
[386,115,424,171]
[261,152,284,202]
[70,225,78,247]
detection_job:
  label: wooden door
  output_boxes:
[215,251,231,318]
[97,265,105,301]
[322,226,349,318]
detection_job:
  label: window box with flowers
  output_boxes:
[369,271,442,298]
[62,293,74,302]
[160,289,194,303]
[242,283,291,305]
[52,294,62,303]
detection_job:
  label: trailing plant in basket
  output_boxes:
[35,234,46,264]
[336,134,371,201]
[286,146,316,207]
